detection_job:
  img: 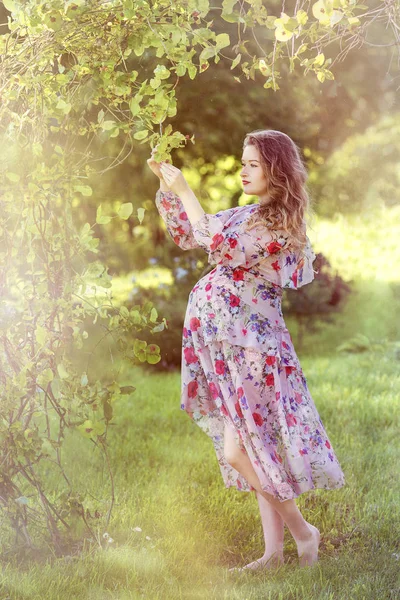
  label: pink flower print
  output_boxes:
[232,268,245,281]
[265,355,276,366]
[184,347,199,365]
[291,270,298,287]
[271,260,281,271]
[266,373,274,386]
[179,210,188,220]
[215,359,226,375]
[229,293,240,308]
[208,382,219,399]
[242,328,248,336]
[188,380,198,398]
[210,233,224,251]
[189,317,201,331]
[205,282,212,291]
[325,440,331,449]
[294,392,303,404]
[235,401,243,419]
[227,236,238,249]
[161,198,172,210]
[183,327,188,338]
[266,240,282,254]
[237,387,244,399]
[299,448,308,455]
[286,413,297,427]
[220,403,229,416]
[252,412,263,426]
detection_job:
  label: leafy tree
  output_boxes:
[0,0,398,556]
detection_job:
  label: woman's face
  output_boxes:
[240,144,268,197]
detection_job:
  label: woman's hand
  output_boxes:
[147,146,165,181]
[159,162,189,196]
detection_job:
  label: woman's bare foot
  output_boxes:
[228,550,284,573]
[296,522,320,567]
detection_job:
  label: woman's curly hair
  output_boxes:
[242,129,315,254]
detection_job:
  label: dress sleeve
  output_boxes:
[191,213,288,268]
[155,189,238,251]
[280,237,317,289]
[155,189,199,250]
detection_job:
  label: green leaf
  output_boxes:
[230,53,241,70]
[120,306,129,317]
[197,0,210,16]
[146,343,161,365]
[222,0,237,14]
[259,59,271,76]
[154,65,170,80]
[200,46,217,62]
[129,99,140,117]
[96,205,111,225]
[57,363,69,380]
[314,53,325,66]
[215,33,230,49]
[6,172,20,182]
[118,202,133,220]
[101,120,117,131]
[150,77,161,89]
[37,368,54,387]
[3,0,16,11]
[74,185,92,197]
[134,130,148,140]
[55,98,72,114]
[137,207,145,224]
[188,64,197,80]
[221,11,239,23]
[35,325,47,346]
[176,63,187,77]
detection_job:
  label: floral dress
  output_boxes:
[155,189,346,502]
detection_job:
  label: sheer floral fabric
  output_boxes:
[155,190,345,501]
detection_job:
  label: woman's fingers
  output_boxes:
[160,163,175,172]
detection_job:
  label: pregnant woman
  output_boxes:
[147,129,345,572]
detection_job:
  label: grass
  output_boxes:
[1,348,399,599]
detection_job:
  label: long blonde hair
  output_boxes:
[242,129,314,253]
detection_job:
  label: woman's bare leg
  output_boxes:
[224,422,320,568]
[256,490,285,561]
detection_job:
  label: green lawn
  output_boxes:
[1,349,399,599]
